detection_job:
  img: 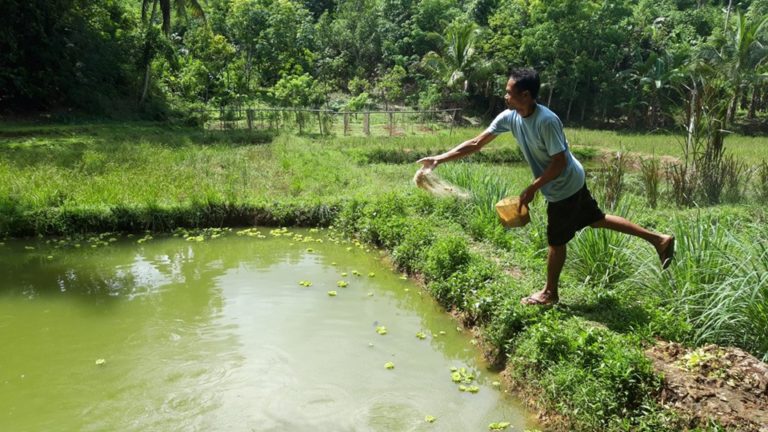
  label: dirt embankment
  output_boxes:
[646,341,768,431]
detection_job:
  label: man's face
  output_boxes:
[504,78,530,111]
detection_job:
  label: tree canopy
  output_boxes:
[1,0,766,129]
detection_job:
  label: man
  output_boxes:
[417,68,675,306]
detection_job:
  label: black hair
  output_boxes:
[508,68,540,99]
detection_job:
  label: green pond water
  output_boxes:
[0,228,537,432]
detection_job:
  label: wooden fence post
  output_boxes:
[364,112,370,136]
[343,112,349,136]
[388,111,393,137]
[246,109,254,131]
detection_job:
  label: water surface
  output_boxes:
[0,229,537,431]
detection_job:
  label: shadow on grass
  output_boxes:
[556,293,653,334]
[0,122,277,168]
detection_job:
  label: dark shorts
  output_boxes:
[546,184,605,246]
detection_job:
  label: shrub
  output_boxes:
[427,258,497,311]
[510,316,662,431]
[423,236,472,282]
[391,220,437,274]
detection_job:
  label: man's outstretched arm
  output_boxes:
[417,131,497,171]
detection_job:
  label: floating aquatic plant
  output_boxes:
[384,362,395,369]
[337,280,348,287]
[298,280,312,287]
[488,422,511,430]
[450,367,475,385]
[368,272,375,277]
[327,291,337,296]
[376,326,387,335]
[95,359,106,366]
[416,332,427,340]
[425,416,436,423]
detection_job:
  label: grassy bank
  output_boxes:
[2,122,767,431]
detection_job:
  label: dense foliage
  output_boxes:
[2,0,766,129]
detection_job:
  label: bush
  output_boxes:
[391,220,438,274]
[423,236,472,282]
[510,316,662,431]
[427,258,497,310]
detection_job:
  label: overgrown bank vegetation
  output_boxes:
[2,122,767,430]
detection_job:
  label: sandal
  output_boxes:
[520,295,558,306]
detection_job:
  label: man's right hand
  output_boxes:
[416,157,439,173]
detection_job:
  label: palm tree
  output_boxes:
[619,51,685,129]
[421,21,499,98]
[720,11,768,125]
[140,0,206,104]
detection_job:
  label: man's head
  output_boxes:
[505,68,540,112]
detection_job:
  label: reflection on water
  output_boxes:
[0,229,537,431]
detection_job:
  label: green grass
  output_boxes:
[567,128,768,163]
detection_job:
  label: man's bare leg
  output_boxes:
[522,244,565,305]
[591,215,674,265]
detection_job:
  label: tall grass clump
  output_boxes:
[595,150,629,211]
[568,203,635,288]
[756,159,768,203]
[634,216,768,360]
[639,155,661,208]
[441,163,514,236]
[666,161,698,207]
[721,155,750,203]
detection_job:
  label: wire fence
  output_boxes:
[199,107,461,137]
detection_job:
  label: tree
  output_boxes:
[139,0,206,104]
[421,20,495,97]
[719,10,768,124]
[227,0,315,91]
[0,0,140,111]
[377,65,407,108]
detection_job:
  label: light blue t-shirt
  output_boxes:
[486,104,585,202]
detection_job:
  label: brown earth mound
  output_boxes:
[646,341,768,431]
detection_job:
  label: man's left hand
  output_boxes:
[519,186,536,210]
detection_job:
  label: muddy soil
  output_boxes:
[646,341,768,431]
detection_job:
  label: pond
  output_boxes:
[0,228,538,431]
